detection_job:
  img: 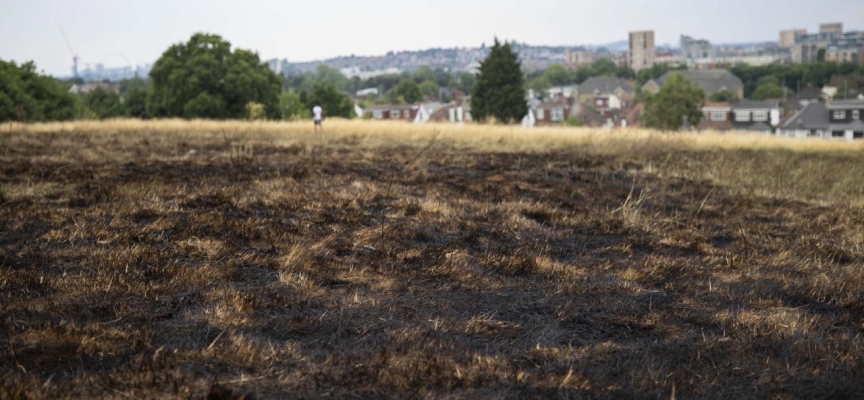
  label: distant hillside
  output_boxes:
[278,42,626,75]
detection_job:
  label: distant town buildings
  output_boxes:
[780,29,807,48]
[820,23,844,35]
[629,30,656,72]
[680,35,714,60]
[76,63,151,81]
[564,50,594,67]
[787,24,863,63]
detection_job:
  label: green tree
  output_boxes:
[278,91,311,120]
[390,78,422,103]
[147,33,281,120]
[301,83,353,118]
[816,49,826,62]
[751,82,785,100]
[183,92,226,119]
[418,80,439,99]
[413,66,436,83]
[591,59,619,77]
[637,63,687,87]
[86,87,124,119]
[526,76,552,98]
[709,90,740,103]
[457,72,476,92]
[543,63,572,86]
[124,87,149,118]
[0,59,79,122]
[642,73,705,131]
[471,38,527,123]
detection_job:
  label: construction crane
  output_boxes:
[59,27,80,79]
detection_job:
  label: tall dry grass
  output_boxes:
[6,119,864,206]
[11,118,864,153]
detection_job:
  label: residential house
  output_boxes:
[364,104,420,121]
[730,101,782,133]
[643,70,744,99]
[593,94,630,112]
[414,102,442,124]
[546,85,579,99]
[577,77,635,106]
[778,102,829,138]
[427,100,472,124]
[827,99,864,140]
[699,101,733,131]
[534,97,571,126]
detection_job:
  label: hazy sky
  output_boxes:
[2,0,863,76]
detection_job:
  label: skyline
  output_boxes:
[1,0,863,77]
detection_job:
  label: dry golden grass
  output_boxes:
[2,120,864,399]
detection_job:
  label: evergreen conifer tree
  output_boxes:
[471,39,527,123]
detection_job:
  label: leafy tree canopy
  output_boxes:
[751,82,787,100]
[278,91,311,120]
[300,84,353,119]
[0,59,80,122]
[388,78,423,104]
[642,72,705,131]
[147,33,281,119]
[709,90,740,103]
[471,38,528,123]
[86,87,124,120]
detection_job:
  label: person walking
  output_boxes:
[313,104,323,131]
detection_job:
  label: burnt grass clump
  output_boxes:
[2,128,864,399]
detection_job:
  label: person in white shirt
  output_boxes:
[312,105,323,131]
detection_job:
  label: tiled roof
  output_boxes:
[659,70,744,95]
[579,77,635,95]
[781,102,829,130]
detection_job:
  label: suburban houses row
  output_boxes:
[354,67,864,141]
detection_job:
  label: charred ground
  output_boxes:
[1,128,863,399]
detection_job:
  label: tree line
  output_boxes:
[2,31,862,126]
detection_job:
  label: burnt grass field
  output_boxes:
[2,125,864,399]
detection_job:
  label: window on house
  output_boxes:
[391,110,400,118]
[752,111,768,122]
[833,110,846,119]
[854,131,864,139]
[734,111,750,122]
[551,108,564,122]
[596,99,603,106]
[537,109,544,120]
[373,110,383,119]
[710,112,726,122]
[832,131,845,138]
[853,110,860,120]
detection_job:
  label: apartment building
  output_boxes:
[628,30,655,72]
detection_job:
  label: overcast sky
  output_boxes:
[2,0,863,77]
